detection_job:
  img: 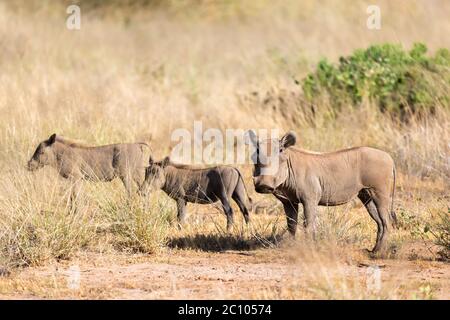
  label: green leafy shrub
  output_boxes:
[427,210,450,260]
[397,208,450,261]
[303,43,450,118]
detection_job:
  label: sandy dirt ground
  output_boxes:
[0,242,448,300]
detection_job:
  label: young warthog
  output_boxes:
[27,134,150,200]
[140,156,252,231]
[246,130,397,254]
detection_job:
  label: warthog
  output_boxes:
[246,130,396,254]
[140,156,252,231]
[27,134,150,200]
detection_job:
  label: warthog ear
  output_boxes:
[47,133,57,145]
[280,131,297,150]
[161,156,170,168]
[148,156,154,165]
[244,130,258,147]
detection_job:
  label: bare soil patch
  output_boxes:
[1,242,448,299]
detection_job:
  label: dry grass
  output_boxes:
[0,0,449,299]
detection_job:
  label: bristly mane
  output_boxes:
[164,161,218,171]
[288,146,362,156]
[55,136,92,148]
[288,146,322,155]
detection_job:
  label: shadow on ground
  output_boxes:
[167,233,284,252]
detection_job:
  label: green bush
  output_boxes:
[302,43,450,117]
[427,210,450,261]
[397,208,449,261]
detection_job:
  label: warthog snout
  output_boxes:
[27,159,40,171]
[138,183,150,196]
[254,184,274,194]
[253,175,277,194]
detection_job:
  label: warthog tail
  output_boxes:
[390,166,398,229]
[138,142,152,151]
[247,196,254,212]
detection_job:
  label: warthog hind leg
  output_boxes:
[371,191,391,254]
[358,189,385,254]
[218,192,234,232]
[132,171,145,192]
[69,180,82,213]
[231,190,250,224]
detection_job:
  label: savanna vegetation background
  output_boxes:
[0,0,448,299]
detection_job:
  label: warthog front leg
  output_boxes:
[302,201,318,236]
[120,174,133,197]
[281,200,299,237]
[69,180,82,213]
[176,199,187,229]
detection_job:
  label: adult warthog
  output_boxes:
[27,134,151,201]
[139,156,252,231]
[246,130,397,254]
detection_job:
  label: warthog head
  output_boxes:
[27,133,57,171]
[140,156,170,195]
[246,130,297,194]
